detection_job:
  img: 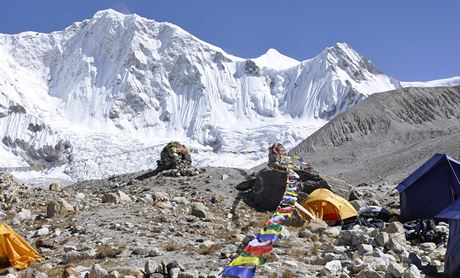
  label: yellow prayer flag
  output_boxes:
[229,255,262,267]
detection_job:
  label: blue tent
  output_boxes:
[395,153,460,222]
[436,199,460,277]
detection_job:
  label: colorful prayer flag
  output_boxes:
[221,266,256,278]
[229,255,263,267]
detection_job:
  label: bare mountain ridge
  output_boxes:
[290,86,460,185]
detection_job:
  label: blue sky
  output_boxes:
[0,0,459,81]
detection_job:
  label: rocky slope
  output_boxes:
[0,160,448,278]
[0,9,401,179]
[290,86,460,185]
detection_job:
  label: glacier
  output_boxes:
[0,9,406,182]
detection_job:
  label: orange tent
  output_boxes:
[298,188,357,221]
[0,223,40,269]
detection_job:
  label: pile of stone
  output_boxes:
[155,142,205,177]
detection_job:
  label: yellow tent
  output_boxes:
[298,188,358,221]
[0,223,40,269]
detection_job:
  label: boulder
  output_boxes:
[305,218,328,233]
[403,265,421,278]
[117,190,132,203]
[191,202,213,219]
[13,208,32,222]
[251,143,330,210]
[251,168,288,210]
[321,260,342,276]
[385,222,405,234]
[145,260,161,274]
[251,167,330,210]
[322,227,341,238]
[49,183,62,192]
[356,270,384,278]
[178,270,198,278]
[375,232,389,247]
[386,238,406,254]
[388,262,405,278]
[152,191,170,202]
[348,188,365,201]
[90,264,109,278]
[419,242,436,252]
[102,193,121,204]
[210,194,224,204]
[46,198,74,218]
[357,244,373,255]
[62,267,77,278]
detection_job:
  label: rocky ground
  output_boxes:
[0,165,449,277]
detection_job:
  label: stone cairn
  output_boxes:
[155,141,204,177]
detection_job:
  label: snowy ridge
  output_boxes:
[401,76,460,88]
[0,9,404,180]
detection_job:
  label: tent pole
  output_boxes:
[448,159,460,199]
[294,202,316,220]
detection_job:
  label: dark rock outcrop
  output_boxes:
[251,166,330,211]
[250,143,330,211]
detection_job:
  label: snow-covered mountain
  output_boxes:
[401,76,460,88]
[0,9,404,180]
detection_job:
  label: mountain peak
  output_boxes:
[252,48,300,70]
[265,48,281,56]
[320,42,384,78]
[324,42,358,58]
[93,9,126,19]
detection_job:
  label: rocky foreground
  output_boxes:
[0,168,448,277]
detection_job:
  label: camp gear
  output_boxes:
[0,223,40,269]
[436,198,460,277]
[407,252,439,276]
[298,188,358,221]
[359,206,391,222]
[341,216,385,231]
[396,153,460,222]
[294,202,316,220]
[404,219,446,244]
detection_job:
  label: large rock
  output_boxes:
[357,244,373,255]
[386,237,406,254]
[90,264,109,278]
[403,265,421,278]
[251,167,330,210]
[305,218,328,233]
[385,222,405,234]
[388,262,405,278]
[102,193,121,204]
[356,270,384,278]
[250,143,332,210]
[46,198,74,218]
[251,168,286,210]
[191,202,213,220]
[375,232,389,247]
[321,260,342,276]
